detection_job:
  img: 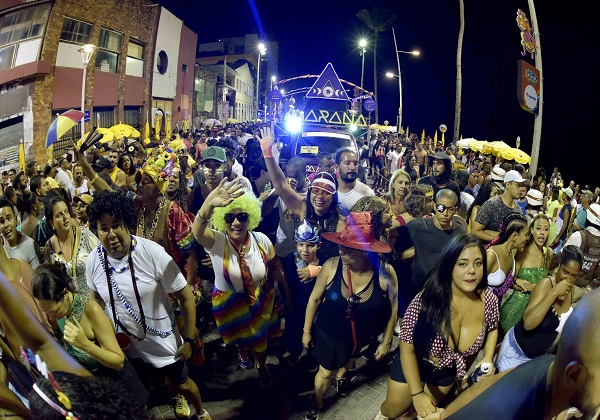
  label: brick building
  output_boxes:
[0,0,197,168]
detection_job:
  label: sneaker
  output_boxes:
[196,409,212,420]
[258,366,273,387]
[174,394,191,418]
[304,403,321,420]
[336,377,349,397]
[237,350,253,369]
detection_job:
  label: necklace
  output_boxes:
[57,228,74,259]
[138,198,166,239]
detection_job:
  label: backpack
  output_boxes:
[575,229,600,287]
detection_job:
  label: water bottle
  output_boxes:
[296,254,308,269]
[470,362,491,384]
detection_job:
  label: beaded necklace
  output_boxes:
[137,198,166,240]
[97,239,174,339]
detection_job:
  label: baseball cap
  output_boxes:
[92,158,112,170]
[561,187,574,199]
[490,166,506,182]
[587,203,600,226]
[526,189,543,206]
[73,194,93,205]
[504,170,526,184]
[201,146,226,162]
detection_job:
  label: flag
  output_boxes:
[434,130,438,148]
[441,132,445,148]
[144,110,151,145]
[19,141,26,173]
[406,126,409,138]
[421,129,425,144]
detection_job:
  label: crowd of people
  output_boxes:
[0,121,598,420]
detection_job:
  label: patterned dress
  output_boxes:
[499,266,548,333]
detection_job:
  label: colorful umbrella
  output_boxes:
[46,109,85,148]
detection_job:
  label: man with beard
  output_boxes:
[71,164,90,196]
[436,289,600,420]
[335,147,374,215]
[107,148,120,182]
[417,151,461,207]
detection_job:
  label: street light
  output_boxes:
[390,27,419,133]
[78,43,97,140]
[358,39,367,90]
[256,43,266,119]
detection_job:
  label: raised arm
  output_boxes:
[258,127,306,215]
[73,147,113,192]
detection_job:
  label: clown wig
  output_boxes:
[211,188,262,232]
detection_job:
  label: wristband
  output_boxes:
[89,173,99,184]
[196,213,210,224]
[184,336,196,345]
[308,265,322,278]
[411,390,424,397]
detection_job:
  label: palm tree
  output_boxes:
[357,7,397,124]
[453,0,465,144]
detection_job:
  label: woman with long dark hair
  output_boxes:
[258,127,344,261]
[377,234,498,419]
[115,153,139,191]
[485,213,530,299]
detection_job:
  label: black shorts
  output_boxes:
[389,348,456,387]
[131,358,190,386]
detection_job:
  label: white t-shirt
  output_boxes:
[3,233,40,269]
[86,236,186,368]
[337,181,375,214]
[387,150,402,173]
[72,179,90,196]
[207,231,274,293]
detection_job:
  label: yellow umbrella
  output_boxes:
[501,147,531,164]
[110,124,140,139]
[490,140,511,156]
[370,123,381,129]
[467,139,487,152]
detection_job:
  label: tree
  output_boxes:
[453,0,465,144]
[357,7,397,124]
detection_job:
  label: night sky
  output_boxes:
[159,0,599,187]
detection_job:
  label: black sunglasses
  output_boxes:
[224,212,249,224]
[345,294,361,319]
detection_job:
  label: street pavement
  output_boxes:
[148,326,399,420]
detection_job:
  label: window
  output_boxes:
[157,50,167,74]
[0,4,50,69]
[60,17,92,44]
[124,106,141,129]
[125,39,144,77]
[95,28,122,73]
[94,107,114,128]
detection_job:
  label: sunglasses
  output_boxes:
[435,203,458,213]
[224,212,249,224]
[311,187,333,197]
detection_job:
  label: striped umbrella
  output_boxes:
[46,109,85,148]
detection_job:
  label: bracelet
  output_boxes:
[303,328,311,333]
[89,173,99,184]
[411,390,424,397]
[196,214,210,224]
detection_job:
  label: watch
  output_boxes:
[184,337,196,345]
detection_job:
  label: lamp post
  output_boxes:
[256,43,266,119]
[390,28,419,133]
[358,39,367,90]
[78,44,97,140]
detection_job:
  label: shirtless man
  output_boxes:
[414,143,429,179]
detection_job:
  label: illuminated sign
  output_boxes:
[304,109,367,126]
